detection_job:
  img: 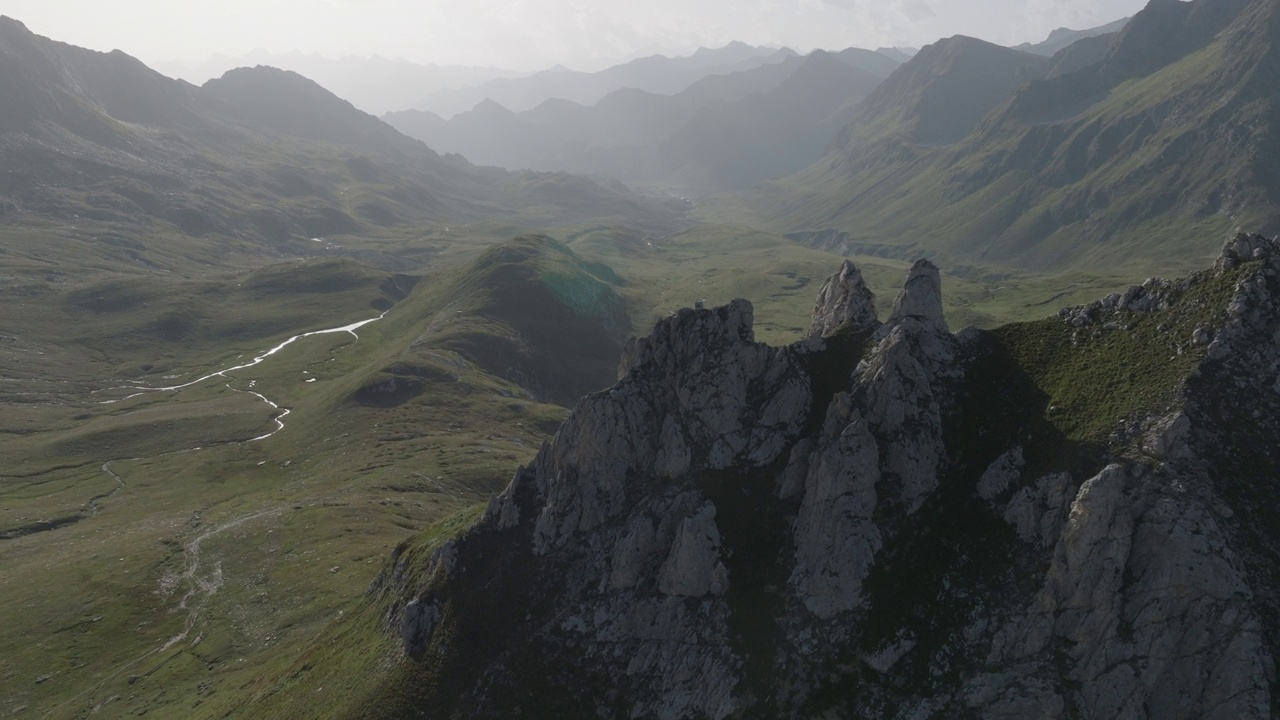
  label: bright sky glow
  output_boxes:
[4,0,1149,71]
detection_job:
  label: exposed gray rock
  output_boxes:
[862,631,917,673]
[789,411,881,618]
[888,259,948,331]
[1058,275,1180,327]
[401,598,441,656]
[855,312,959,513]
[609,513,657,590]
[1003,472,1078,548]
[658,503,728,597]
[986,465,1269,719]
[1143,412,1192,460]
[977,446,1023,501]
[501,298,813,556]
[1217,232,1278,270]
[809,259,879,338]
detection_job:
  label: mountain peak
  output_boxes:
[926,33,1034,60]
[469,97,514,115]
[0,15,30,34]
[0,15,40,50]
[202,65,424,155]
[809,260,879,338]
[852,34,1050,146]
[210,64,322,90]
[1098,0,1252,79]
[693,40,752,56]
[888,259,947,330]
[1016,17,1131,56]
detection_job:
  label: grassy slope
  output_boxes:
[0,252,562,719]
[702,0,1277,279]
[567,224,1139,340]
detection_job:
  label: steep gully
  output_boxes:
[34,312,387,716]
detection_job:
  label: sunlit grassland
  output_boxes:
[566,224,1139,341]
[0,251,559,718]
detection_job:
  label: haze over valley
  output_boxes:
[4,0,1280,717]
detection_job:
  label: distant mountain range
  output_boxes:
[153,51,522,116]
[0,17,682,275]
[721,0,1275,275]
[0,3,1236,280]
[412,42,796,118]
[1015,17,1132,56]
[381,20,1141,197]
[386,48,900,194]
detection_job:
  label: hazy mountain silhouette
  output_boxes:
[846,36,1051,147]
[414,42,795,118]
[875,47,919,63]
[385,48,900,194]
[0,17,682,270]
[648,50,888,192]
[1014,17,1131,56]
[154,51,521,115]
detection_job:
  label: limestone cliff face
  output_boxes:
[374,234,1280,719]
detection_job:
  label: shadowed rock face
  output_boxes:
[373,240,1280,719]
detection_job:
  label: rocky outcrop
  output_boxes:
[787,408,881,618]
[888,258,947,331]
[373,237,1280,720]
[809,259,879,338]
[977,463,1268,719]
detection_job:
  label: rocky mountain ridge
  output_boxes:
[385,48,895,195]
[410,42,795,118]
[369,232,1280,718]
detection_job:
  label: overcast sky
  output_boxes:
[5,0,1148,72]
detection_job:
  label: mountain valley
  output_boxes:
[4,2,1280,718]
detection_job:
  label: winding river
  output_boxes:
[102,311,387,428]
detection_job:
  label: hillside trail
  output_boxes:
[45,312,387,718]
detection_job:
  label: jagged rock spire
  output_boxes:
[888,259,948,331]
[808,259,879,338]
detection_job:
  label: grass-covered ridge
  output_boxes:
[395,234,633,407]
[993,263,1247,444]
[702,0,1280,278]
